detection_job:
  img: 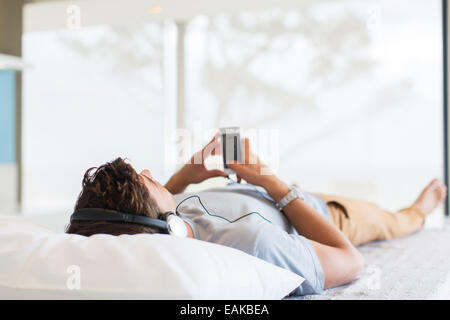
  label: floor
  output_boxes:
[291,214,450,300]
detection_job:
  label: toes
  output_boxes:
[441,185,448,201]
[429,179,444,191]
[431,178,441,186]
[426,179,439,190]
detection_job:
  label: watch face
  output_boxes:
[167,215,188,237]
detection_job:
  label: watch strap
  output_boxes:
[275,187,304,211]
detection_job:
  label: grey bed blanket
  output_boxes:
[286,217,450,300]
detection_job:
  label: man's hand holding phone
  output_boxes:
[227,138,290,202]
[165,133,227,194]
[165,129,289,202]
[220,126,283,192]
[226,137,273,185]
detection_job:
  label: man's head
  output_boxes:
[66,157,176,236]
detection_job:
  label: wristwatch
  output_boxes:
[275,186,305,211]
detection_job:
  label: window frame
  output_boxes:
[443,0,449,216]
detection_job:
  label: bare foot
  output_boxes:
[413,179,447,215]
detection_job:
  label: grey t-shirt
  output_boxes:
[174,182,328,296]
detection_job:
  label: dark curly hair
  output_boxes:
[66,157,160,236]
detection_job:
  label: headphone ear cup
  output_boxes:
[157,212,186,236]
[166,214,188,237]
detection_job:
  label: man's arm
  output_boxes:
[165,171,190,194]
[165,133,227,194]
[263,178,364,289]
[227,138,364,289]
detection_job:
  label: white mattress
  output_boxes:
[293,218,450,300]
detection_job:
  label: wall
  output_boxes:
[0,70,17,212]
[0,0,23,213]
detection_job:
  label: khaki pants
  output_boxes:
[314,193,427,246]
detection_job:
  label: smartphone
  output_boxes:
[220,127,242,175]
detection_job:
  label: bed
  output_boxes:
[24,212,450,300]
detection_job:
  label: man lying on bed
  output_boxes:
[66,133,447,296]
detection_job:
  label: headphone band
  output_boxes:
[70,208,175,234]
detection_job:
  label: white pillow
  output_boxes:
[0,214,304,299]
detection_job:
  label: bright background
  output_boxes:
[18,0,444,218]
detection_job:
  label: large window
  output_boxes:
[22,0,444,218]
[22,23,168,213]
[184,0,444,214]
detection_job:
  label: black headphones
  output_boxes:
[70,208,188,237]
